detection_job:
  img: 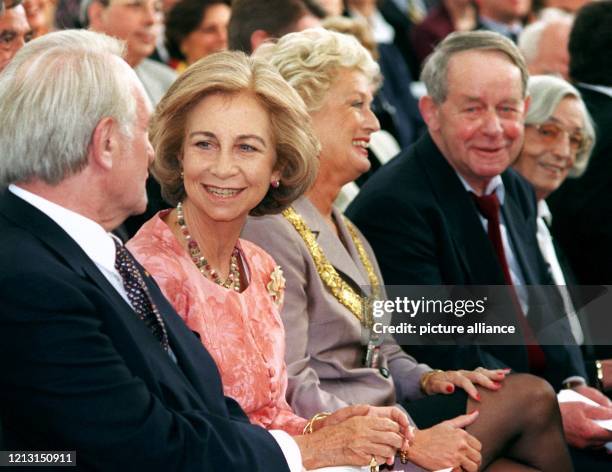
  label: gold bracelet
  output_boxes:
[596,360,604,390]
[302,411,331,435]
[420,369,444,393]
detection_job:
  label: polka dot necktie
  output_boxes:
[113,238,169,352]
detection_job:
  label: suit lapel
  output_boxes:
[0,191,214,396]
[414,134,506,284]
[293,197,369,294]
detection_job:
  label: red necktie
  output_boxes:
[471,192,546,374]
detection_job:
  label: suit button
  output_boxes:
[379,367,390,378]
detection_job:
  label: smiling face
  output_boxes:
[310,68,380,186]
[90,0,163,67]
[422,50,527,195]
[181,92,280,226]
[514,97,584,200]
[180,2,230,65]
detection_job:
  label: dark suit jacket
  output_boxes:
[548,86,612,360]
[549,86,612,285]
[0,191,289,472]
[346,133,586,388]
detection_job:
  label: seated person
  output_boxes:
[165,0,230,73]
[128,50,412,470]
[512,77,612,456]
[0,29,293,471]
[242,28,572,472]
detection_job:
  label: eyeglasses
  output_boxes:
[527,122,587,153]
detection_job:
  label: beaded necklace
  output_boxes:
[176,202,241,292]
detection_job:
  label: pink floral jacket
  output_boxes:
[127,211,307,435]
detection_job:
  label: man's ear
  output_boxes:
[90,117,118,171]
[419,95,441,132]
[250,29,271,53]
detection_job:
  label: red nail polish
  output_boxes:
[476,393,481,401]
[446,385,454,393]
[493,381,502,388]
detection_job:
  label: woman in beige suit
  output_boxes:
[242,28,572,472]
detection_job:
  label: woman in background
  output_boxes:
[512,75,609,398]
[165,0,230,72]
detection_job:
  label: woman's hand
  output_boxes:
[294,413,405,470]
[422,367,511,401]
[404,411,482,472]
[317,404,413,450]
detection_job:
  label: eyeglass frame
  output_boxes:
[525,121,590,154]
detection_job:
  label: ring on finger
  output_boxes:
[369,455,379,472]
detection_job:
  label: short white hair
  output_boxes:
[0,29,137,187]
[526,75,595,177]
[518,14,573,67]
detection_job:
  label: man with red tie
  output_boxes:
[347,30,612,469]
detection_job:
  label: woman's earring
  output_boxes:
[271,179,280,188]
[180,170,184,179]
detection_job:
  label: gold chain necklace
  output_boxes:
[282,207,381,328]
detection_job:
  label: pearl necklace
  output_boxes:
[176,202,241,292]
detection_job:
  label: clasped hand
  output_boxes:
[295,404,413,469]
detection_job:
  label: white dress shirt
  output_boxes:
[536,200,584,344]
[8,184,304,472]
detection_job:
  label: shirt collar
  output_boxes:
[576,82,612,99]
[455,172,505,204]
[9,184,118,273]
[538,199,552,225]
[479,16,522,37]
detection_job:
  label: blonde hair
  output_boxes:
[150,50,319,215]
[322,16,379,61]
[254,28,380,112]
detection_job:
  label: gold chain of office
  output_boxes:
[282,207,381,328]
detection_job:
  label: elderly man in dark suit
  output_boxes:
[0,30,297,471]
[347,30,612,468]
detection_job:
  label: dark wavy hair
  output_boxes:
[165,0,231,62]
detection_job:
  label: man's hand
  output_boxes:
[560,401,612,449]
[574,385,612,408]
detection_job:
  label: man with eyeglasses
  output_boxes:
[0,0,31,73]
[81,0,176,105]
